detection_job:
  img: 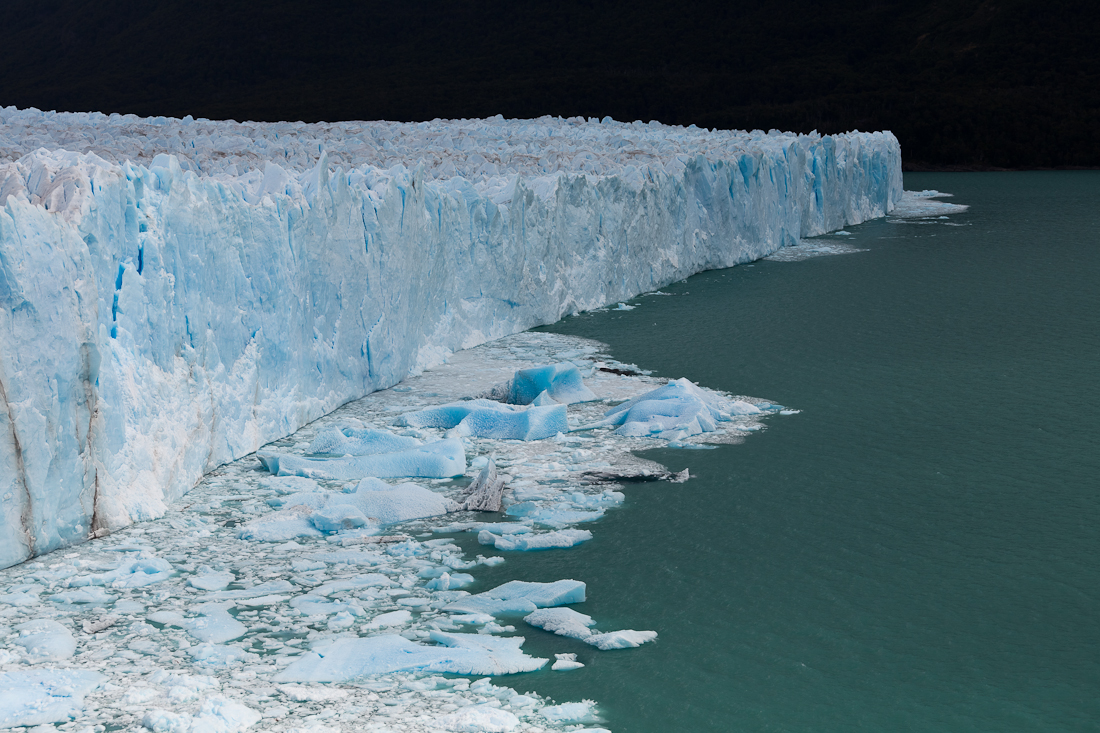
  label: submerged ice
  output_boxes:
[0,106,901,566]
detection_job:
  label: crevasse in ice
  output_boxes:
[0,107,902,567]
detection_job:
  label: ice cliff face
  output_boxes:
[0,107,902,568]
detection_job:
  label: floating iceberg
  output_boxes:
[273,632,547,681]
[479,528,593,551]
[446,579,586,616]
[581,377,763,441]
[509,363,597,405]
[256,438,466,479]
[524,608,658,650]
[0,105,901,566]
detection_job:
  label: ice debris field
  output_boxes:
[0,331,788,732]
[0,107,903,569]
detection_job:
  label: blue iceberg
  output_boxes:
[509,363,597,405]
[256,438,466,479]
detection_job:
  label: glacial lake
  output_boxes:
[498,172,1100,731]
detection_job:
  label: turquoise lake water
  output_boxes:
[484,172,1100,731]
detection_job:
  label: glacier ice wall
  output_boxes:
[0,108,902,567]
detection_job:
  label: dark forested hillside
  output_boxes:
[1,0,1097,169]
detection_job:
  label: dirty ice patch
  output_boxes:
[0,669,105,728]
[274,632,546,681]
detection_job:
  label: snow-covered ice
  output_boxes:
[581,377,766,441]
[0,107,901,566]
[0,669,105,727]
[523,608,657,650]
[273,632,547,681]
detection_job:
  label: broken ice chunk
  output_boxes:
[257,438,466,479]
[309,504,370,532]
[426,572,475,590]
[0,669,105,727]
[309,427,422,455]
[66,557,173,588]
[148,603,247,644]
[347,480,461,525]
[462,458,507,512]
[435,705,522,732]
[509,363,597,405]
[49,586,114,604]
[363,609,412,629]
[455,404,567,441]
[12,619,76,660]
[579,377,760,441]
[200,580,296,602]
[587,629,658,650]
[541,701,600,724]
[524,608,596,641]
[189,570,235,591]
[445,579,585,616]
[478,529,592,551]
[399,401,567,441]
[524,609,657,650]
[552,652,585,671]
[397,399,517,428]
[236,505,324,542]
[273,632,546,681]
[143,695,260,733]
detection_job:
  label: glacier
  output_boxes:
[0,106,902,568]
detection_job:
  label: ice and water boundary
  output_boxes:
[0,189,968,731]
[0,110,902,567]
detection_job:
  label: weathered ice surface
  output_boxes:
[0,106,902,566]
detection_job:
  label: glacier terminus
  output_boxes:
[0,107,902,569]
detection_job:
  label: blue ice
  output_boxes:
[0,669,105,727]
[256,438,466,479]
[308,427,421,456]
[509,363,597,405]
[581,377,763,440]
[399,401,568,441]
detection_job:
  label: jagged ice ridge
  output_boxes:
[0,107,903,568]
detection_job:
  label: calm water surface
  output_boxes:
[487,172,1100,731]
